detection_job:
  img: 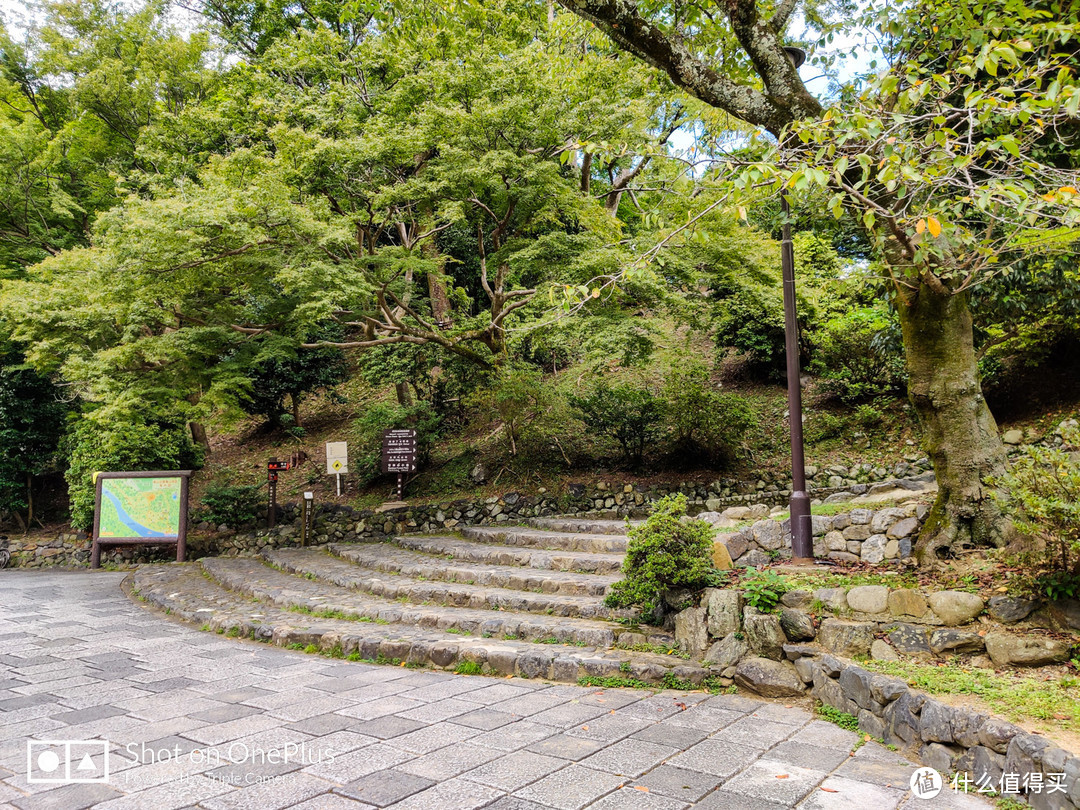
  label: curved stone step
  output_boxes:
[260,548,625,621]
[129,564,699,685]
[390,534,626,575]
[529,517,639,536]
[461,525,629,553]
[327,542,616,597]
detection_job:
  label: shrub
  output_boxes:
[66,416,203,530]
[569,382,663,467]
[662,364,756,466]
[993,427,1080,602]
[197,481,264,528]
[466,365,551,457]
[605,494,717,620]
[809,305,907,402]
[713,284,788,379]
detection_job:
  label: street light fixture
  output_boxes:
[781,45,814,563]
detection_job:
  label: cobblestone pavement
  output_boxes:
[0,570,989,809]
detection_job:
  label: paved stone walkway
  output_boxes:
[0,571,989,809]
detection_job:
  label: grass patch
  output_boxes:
[455,661,484,675]
[617,642,691,659]
[863,659,1080,733]
[816,703,860,732]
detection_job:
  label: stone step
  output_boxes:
[391,534,626,576]
[328,542,615,597]
[129,564,700,684]
[460,525,629,553]
[198,554,625,647]
[528,517,639,536]
[259,548,628,621]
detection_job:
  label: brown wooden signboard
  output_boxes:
[381,429,418,473]
[91,470,193,569]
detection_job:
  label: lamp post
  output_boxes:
[781,45,813,563]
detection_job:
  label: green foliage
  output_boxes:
[713,282,787,379]
[605,494,717,618]
[569,382,663,467]
[352,400,442,484]
[661,363,755,466]
[455,661,483,675]
[196,480,263,528]
[0,345,69,525]
[65,416,203,530]
[815,703,860,732]
[993,428,1080,602]
[466,365,551,457]
[810,306,907,403]
[241,340,348,432]
[739,568,789,612]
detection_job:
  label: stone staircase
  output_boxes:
[129,516,713,685]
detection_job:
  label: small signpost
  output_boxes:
[266,456,294,529]
[301,491,314,546]
[326,442,348,497]
[381,429,417,501]
[91,470,192,569]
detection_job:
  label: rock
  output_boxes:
[929,629,985,655]
[705,498,723,512]
[811,515,832,536]
[920,700,957,743]
[984,632,1071,667]
[1048,598,1080,632]
[986,595,1038,624]
[886,517,919,539]
[870,674,907,703]
[978,717,1024,755]
[743,607,787,660]
[704,589,742,637]
[746,504,771,520]
[1002,429,1024,445]
[861,534,887,564]
[839,666,875,710]
[870,639,899,661]
[842,524,872,541]
[725,531,751,561]
[814,588,848,611]
[751,520,784,550]
[704,633,749,668]
[711,541,734,571]
[922,742,961,775]
[818,619,875,657]
[733,657,806,698]
[675,606,708,656]
[722,506,751,519]
[870,508,908,533]
[846,585,889,614]
[888,623,932,654]
[469,463,488,484]
[954,745,1005,785]
[779,589,813,609]
[779,608,816,642]
[823,492,854,504]
[823,531,847,552]
[887,589,928,617]
[736,549,770,569]
[928,591,985,626]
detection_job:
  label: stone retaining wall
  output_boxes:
[1,473,932,569]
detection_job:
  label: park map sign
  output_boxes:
[91,470,192,569]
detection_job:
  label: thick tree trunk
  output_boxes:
[190,421,210,449]
[290,393,302,428]
[896,286,1010,562]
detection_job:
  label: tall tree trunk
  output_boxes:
[896,286,1011,561]
[395,382,415,407]
[290,393,302,428]
[190,421,210,450]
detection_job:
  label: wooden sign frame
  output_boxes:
[90,470,193,569]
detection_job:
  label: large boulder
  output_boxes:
[675,606,708,656]
[733,657,806,698]
[887,589,928,618]
[711,541,734,570]
[928,591,985,626]
[704,633,749,668]
[984,632,1071,667]
[928,629,985,656]
[704,589,743,637]
[751,520,784,550]
[743,607,786,660]
[818,619,875,657]
[986,596,1038,624]
[846,585,889,614]
[779,608,816,642]
[888,623,932,654]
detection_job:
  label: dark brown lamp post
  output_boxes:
[781,45,814,563]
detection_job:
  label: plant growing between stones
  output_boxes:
[739,568,789,612]
[604,494,717,621]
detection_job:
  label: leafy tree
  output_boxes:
[569,381,664,467]
[662,364,756,466]
[554,0,1080,560]
[0,344,68,529]
[242,343,348,431]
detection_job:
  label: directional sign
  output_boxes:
[381,429,418,474]
[326,442,349,475]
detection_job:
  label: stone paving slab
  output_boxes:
[391,535,626,576]
[460,527,629,554]
[0,570,993,809]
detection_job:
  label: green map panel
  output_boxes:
[99,477,182,538]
